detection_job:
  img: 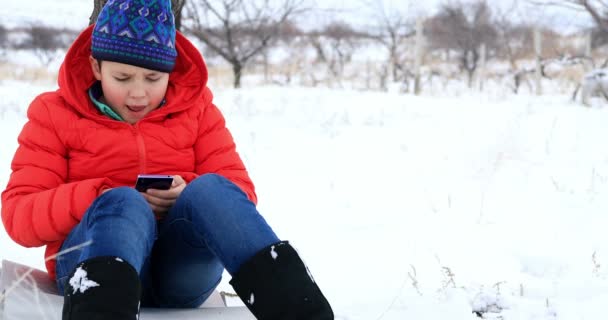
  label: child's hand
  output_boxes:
[141,175,187,219]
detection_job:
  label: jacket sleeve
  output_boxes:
[1,95,110,248]
[194,88,257,204]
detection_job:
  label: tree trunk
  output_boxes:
[89,0,108,26]
[534,28,542,95]
[466,69,474,89]
[413,18,424,95]
[172,0,186,31]
[462,49,478,89]
[233,62,243,89]
[391,51,399,82]
[89,0,186,31]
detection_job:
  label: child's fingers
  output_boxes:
[145,188,179,199]
[142,193,174,207]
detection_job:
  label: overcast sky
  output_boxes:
[0,0,594,33]
[309,0,593,34]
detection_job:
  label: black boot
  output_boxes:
[62,256,141,320]
[230,241,334,320]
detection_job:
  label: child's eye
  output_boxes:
[147,78,160,82]
[114,77,129,82]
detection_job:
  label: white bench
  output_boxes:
[0,260,254,320]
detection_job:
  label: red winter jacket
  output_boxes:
[1,26,257,280]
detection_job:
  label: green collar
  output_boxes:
[88,82,124,121]
[88,82,166,122]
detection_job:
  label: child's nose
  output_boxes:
[129,85,146,99]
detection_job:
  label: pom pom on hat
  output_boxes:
[91,0,177,73]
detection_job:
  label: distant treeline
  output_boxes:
[0,25,78,51]
[1,0,608,94]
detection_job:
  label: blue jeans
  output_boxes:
[55,174,280,308]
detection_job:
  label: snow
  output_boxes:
[68,267,99,294]
[2,2,608,319]
[270,245,278,260]
[3,78,608,318]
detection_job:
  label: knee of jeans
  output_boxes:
[189,173,226,189]
[182,173,241,202]
[101,186,147,204]
[88,187,155,234]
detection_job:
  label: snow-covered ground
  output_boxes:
[2,1,608,318]
[2,76,608,318]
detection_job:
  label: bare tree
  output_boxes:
[257,19,302,84]
[23,25,66,67]
[0,25,7,59]
[492,2,537,93]
[364,0,415,82]
[270,36,306,86]
[493,1,529,67]
[183,0,306,88]
[552,1,608,30]
[530,1,608,47]
[0,25,6,46]
[426,0,498,88]
[89,0,187,30]
[565,1,608,48]
[308,22,361,86]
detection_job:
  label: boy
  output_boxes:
[1,0,333,319]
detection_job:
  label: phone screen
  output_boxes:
[135,174,174,192]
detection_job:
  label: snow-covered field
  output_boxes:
[2,76,608,318]
[3,1,608,318]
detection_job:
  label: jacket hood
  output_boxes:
[57,25,208,120]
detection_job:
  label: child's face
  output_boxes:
[90,57,170,124]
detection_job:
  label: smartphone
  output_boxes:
[135,174,174,192]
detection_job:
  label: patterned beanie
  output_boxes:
[92,0,177,73]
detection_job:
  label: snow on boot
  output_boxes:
[229,241,334,320]
[62,256,141,320]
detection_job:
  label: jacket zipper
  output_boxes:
[132,124,147,173]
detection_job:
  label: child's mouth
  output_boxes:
[127,105,147,113]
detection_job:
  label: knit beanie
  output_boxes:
[91,0,177,73]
